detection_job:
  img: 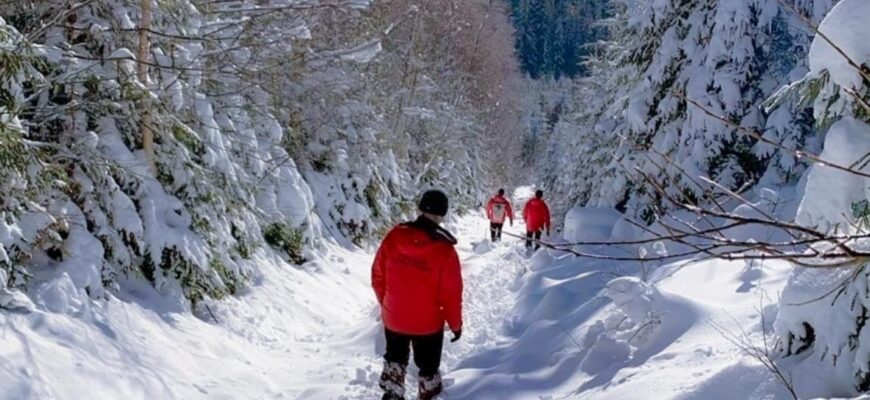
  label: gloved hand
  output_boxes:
[450,330,462,343]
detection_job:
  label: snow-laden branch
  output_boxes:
[677,92,870,180]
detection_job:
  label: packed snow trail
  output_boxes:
[298,213,532,399]
[0,210,530,400]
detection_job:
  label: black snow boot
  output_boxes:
[418,372,443,400]
[379,361,407,399]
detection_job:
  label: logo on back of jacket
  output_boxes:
[394,243,430,270]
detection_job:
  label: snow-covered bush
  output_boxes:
[577,277,674,374]
[773,0,870,393]
[604,277,665,333]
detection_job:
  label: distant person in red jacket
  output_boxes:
[486,188,514,242]
[372,190,463,400]
[523,189,551,251]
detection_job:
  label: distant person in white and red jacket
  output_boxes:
[485,188,514,242]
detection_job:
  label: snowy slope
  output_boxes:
[0,242,375,399]
[0,213,531,400]
[446,233,798,399]
[1,206,861,399]
[295,213,533,399]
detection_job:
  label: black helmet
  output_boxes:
[419,190,449,217]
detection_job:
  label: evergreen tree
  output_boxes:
[0,0,524,312]
[508,0,610,79]
[534,0,831,221]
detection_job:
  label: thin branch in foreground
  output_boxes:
[709,308,799,400]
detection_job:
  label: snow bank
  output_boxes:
[610,216,640,243]
[0,269,34,312]
[774,263,870,397]
[808,0,870,90]
[775,17,870,390]
[604,277,665,327]
[778,116,870,391]
[562,207,622,243]
[473,240,495,254]
[448,232,801,400]
[0,243,376,399]
[796,117,870,230]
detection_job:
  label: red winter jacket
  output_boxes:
[371,217,463,335]
[486,195,514,224]
[523,197,551,232]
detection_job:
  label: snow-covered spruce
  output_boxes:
[0,0,524,314]
[530,0,836,222]
[775,0,870,391]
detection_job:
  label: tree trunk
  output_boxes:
[137,0,157,174]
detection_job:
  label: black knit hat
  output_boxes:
[419,190,449,217]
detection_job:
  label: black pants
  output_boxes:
[490,222,504,241]
[384,328,444,377]
[526,230,542,250]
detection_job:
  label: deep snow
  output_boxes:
[442,231,799,400]
[0,213,528,400]
[1,206,825,399]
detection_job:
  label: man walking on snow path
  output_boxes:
[371,190,464,400]
[485,188,513,242]
[523,189,551,251]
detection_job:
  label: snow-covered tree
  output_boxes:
[508,0,610,79]
[0,0,523,313]
[534,0,834,222]
[771,0,870,392]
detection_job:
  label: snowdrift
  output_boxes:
[446,204,799,399]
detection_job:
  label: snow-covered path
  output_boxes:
[1,210,811,400]
[0,211,532,400]
[297,213,531,399]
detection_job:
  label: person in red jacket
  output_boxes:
[371,190,463,400]
[485,188,514,242]
[522,189,551,251]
